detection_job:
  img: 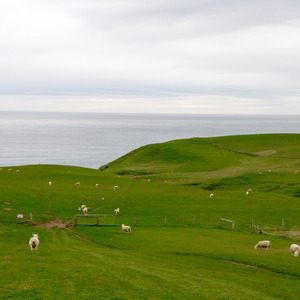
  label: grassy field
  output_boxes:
[0,134,300,299]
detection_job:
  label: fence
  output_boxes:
[75,214,115,226]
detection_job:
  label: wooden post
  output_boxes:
[164,216,167,227]
[96,216,99,226]
[257,224,260,233]
[135,216,137,227]
[282,219,285,228]
[232,221,235,230]
[192,217,195,227]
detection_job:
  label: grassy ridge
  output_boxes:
[1,134,300,299]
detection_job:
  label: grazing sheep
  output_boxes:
[16,170,19,173]
[210,193,214,198]
[29,234,39,251]
[246,191,249,195]
[114,185,119,189]
[82,207,88,215]
[75,182,80,186]
[290,244,300,257]
[49,181,52,186]
[95,184,99,187]
[254,240,271,250]
[121,224,131,234]
[114,208,120,216]
[247,189,252,192]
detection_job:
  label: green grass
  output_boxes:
[1,134,300,299]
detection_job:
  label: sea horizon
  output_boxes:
[1,111,299,169]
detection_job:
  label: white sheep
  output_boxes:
[75,182,80,186]
[290,244,300,257]
[247,189,252,192]
[95,184,99,187]
[254,240,271,250]
[114,185,119,189]
[49,181,52,186]
[210,193,214,198]
[114,208,120,216]
[82,207,88,215]
[246,191,249,195]
[121,224,131,234]
[29,234,39,251]
[16,170,19,173]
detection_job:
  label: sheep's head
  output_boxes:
[32,234,38,238]
[295,251,299,257]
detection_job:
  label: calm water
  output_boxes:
[0,112,299,169]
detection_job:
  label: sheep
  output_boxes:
[49,181,52,186]
[210,193,214,198]
[114,185,119,189]
[246,191,249,195]
[247,189,252,192]
[254,240,271,250]
[82,207,88,215]
[290,244,300,257]
[95,184,99,187]
[75,182,80,186]
[114,208,120,216]
[29,234,39,251]
[121,224,131,234]
[16,170,19,173]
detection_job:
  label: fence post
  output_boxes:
[164,216,167,227]
[135,216,137,227]
[192,217,195,227]
[257,224,260,233]
[232,221,235,231]
[96,216,99,226]
[282,219,285,228]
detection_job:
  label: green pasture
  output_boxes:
[0,134,299,299]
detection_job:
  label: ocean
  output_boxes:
[0,112,299,169]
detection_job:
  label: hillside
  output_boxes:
[1,134,300,299]
[102,134,300,196]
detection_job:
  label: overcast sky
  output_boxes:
[0,0,299,114]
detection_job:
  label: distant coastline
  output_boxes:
[1,111,299,169]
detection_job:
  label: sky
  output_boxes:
[0,0,300,114]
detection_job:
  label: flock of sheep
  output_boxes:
[254,240,299,257]
[29,182,297,256]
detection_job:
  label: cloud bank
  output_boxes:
[0,0,299,114]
